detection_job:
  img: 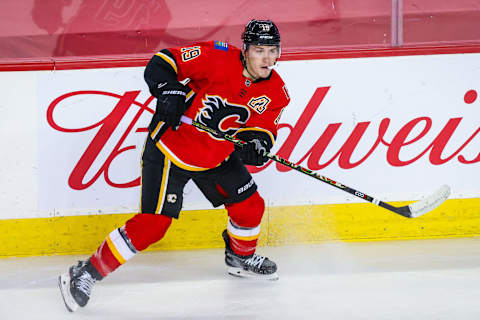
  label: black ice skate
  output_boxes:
[222,229,278,280]
[58,259,102,312]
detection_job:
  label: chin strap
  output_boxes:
[241,52,258,81]
[244,66,258,81]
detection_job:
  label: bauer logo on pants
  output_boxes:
[238,179,255,195]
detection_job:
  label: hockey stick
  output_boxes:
[180,116,450,218]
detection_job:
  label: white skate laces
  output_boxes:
[76,272,96,296]
[244,254,266,269]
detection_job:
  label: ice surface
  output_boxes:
[0,238,479,319]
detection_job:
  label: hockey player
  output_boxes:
[59,19,290,312]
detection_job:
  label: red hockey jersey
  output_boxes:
[150,40,290,170]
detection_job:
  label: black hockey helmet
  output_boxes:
[242,19,281,48]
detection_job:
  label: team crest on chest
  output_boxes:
[247,96,271,114]
[196,95,250,139]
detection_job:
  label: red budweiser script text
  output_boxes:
[47,87,480,190]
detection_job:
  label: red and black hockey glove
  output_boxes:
[155,81,188,130]
[234,131,273,166]
[235,138,270,166]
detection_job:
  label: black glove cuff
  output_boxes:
[158,81,188,97]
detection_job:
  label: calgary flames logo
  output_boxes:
[196,95,250,139]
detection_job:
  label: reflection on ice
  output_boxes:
[0,238,479,319]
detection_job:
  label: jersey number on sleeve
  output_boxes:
[181,46,201,62]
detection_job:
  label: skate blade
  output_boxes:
[58,273,79,312]
[227,267,279,281]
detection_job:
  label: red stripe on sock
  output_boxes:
[230,236,258,256]
[90,240,122,278]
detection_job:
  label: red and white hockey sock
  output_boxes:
[90,213,172,277]
[90,227,137,278]
[226,218,260,256]
[224,191,265,256]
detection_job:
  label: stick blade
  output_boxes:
[408,185,451,218]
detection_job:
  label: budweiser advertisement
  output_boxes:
[1,53,479,219]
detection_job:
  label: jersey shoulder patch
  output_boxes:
[214,41,229,51]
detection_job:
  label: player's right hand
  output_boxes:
[155,81,188,130]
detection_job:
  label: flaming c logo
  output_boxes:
[196,95,250,139]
